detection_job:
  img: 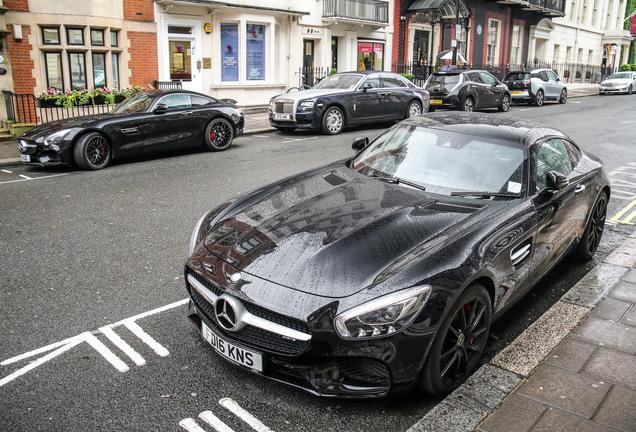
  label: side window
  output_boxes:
[539,71,549,82]
[547,71,558,81]
[564,140,581,168]
[382,76,407,88]
[158,94,192,111]
[466,72,481,83]
[191,95,213,106]
[536,139,573,191]
[480,72,496,85]
[363,75,380,89]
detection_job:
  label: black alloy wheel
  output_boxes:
[461,97,474,112]
[577,191,608,260]
[420,283,492,396]
[73,132,111,170]
[204,118,234,151]
[498,94,510,112]
[559,88,568,103]
[534,90,544,107]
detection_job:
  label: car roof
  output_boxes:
[398,112,568,147]
[146,88,214,97]
[432,69,488,75]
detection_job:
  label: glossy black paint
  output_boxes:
[18,89,244,168]
[268,71,430,134]
[185,112,610,397]
[425,70,511,111]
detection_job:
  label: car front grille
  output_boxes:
[273,101,294,114]
[186,270,311,356]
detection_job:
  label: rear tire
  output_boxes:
[204,118,234,151]
[461,97,474,112]
[419,283,492,396]
[73,132,111,170]
[577,191,608,261]
[534,90,544,106]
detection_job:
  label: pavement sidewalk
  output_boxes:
[0,83,599,168]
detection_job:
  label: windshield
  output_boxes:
[607,73,632,80]
[110,93,155,114]
[312,74,364,90]
[352,124,527,196]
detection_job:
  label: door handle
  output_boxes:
[575,184,586,195]
[181,111,193,116]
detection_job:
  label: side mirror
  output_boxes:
[362,83,372,92]
[352,137,368,153]
[545,170,569,191]
[154,103,168,114]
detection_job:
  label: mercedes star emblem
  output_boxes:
[215,298,237,331]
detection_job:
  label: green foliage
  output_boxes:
[400,74,415,82]
[631,64,636,71]
[434,58,443,72]
[329,68,337,75]
[619,64,632,71]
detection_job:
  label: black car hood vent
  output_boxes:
[421,202,482,214]
[322,171,347,186]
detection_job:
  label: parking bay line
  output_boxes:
[0,172,69,185]
[610,197,636,225]
[0,298,188,387]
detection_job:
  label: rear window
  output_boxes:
[506,73,530,80]
[427,74,460,85]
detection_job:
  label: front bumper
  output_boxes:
[18,138,71,167]
[599,86,629,94]
[185,268,432,397]
[268,112,318,131]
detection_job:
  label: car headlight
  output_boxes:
[268,100,274,112]
[297,101,315,113]
[44,129,71,148]
[334,286,431,339]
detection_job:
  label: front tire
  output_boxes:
[321,106,344,135]
[628,85,633,96]
[534,90,544,106]
[73,132,111,170]
[559,89,567,104]
[406,100,422,118]
[577,191,608,261]
[419,283,492,396]
[461,97,474,112]
[498,94,510,112]
[204,118,234,151]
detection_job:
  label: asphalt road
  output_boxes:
[1,94,635,431]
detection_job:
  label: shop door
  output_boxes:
[303,39,315,87]
[413,30,429,65]
[165,20,202,92]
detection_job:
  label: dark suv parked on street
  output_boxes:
[503,69,567,106]
[424,70,511,112]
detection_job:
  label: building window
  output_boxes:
[511,26,523,66]
[246,24,265,80]
[69,52,87,88]
[42,27,60,45]
[221,23,239,82]
[44,51,63,90]
[110,30,118,47]
[571,0,577,22]
[66,28,84,45]
[486,19,500,65]
[92,52,106,88]
[581,0,588,24]
[91,29,104,46]
[112,53,120,90]
[357,42,383,71]
[591,0,598,26]
[457,27,468,63]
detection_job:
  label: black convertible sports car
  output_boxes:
[185,112,609,397]
[269,71,430,135]
[18,89,244,170]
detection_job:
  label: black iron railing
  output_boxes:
[153,80,183,90]
[323,0,389,24]
[298,67,331,88]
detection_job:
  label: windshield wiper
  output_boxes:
[370,173,426,191]
[450,191,521,199]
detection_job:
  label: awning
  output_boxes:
[155,0,310,17]
[408,0,472,19]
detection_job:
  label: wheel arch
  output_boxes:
[71,129,115,163]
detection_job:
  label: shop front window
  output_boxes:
[221,23,239,81]
[246,24,265,80]
[169,40,192,82]
[357,42,383,71]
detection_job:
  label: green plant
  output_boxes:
[329,68,337,76]
[575,70,582,78]
[434,58,443,72]
[564,69,569,77]
[631,64,636,71]
[619,64,631,71]
[400,73,415,82]
[585,71,592,79]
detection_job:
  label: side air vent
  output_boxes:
[511,239,532,266]
[322,172,347,186]
[424,202,481,214]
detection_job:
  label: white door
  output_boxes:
[164,18,202,92]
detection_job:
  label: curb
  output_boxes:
[407,234,636,432]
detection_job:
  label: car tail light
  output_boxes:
[522,80,530,85]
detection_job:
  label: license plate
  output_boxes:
[275,114,291,120]
[511,91,521,95]
[21,154,31,162]
[202,321,263,372]
[430,99,442,104]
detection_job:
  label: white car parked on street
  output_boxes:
[599,72,636,95]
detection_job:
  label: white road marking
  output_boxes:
[220,398,274,432]
[0,172,69,185]
[283,136,319,143]
[99,326,146,366]
[179,418,210,432]
[123,320,170,357]
[200,411,237,432]
[250,135,270,138]
[83,332,130,372]
[1,169,12,173]
[0,298,188,387]
[0,339,83,387]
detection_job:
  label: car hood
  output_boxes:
[202,163,506,298]
[20,113,112,140]
[273,88,350,102]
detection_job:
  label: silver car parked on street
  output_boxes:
[599,72,636,95]
[503,69,567,106]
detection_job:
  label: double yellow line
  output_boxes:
[611,198,636,225]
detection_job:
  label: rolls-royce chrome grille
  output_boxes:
[273,99,294,114]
